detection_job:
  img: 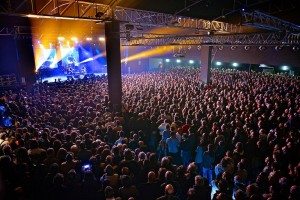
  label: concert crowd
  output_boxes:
[0,69,299,200]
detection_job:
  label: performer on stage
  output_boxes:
[81,66,87,74]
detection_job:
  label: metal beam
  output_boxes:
[242,10,300,33]
[114,6,241,33]
[120,32,300,46]
[0,1,241,33]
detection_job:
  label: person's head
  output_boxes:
[246,183,259,197]
[195,175,204,186]
[165,171,174,181]
[121,175,131,188]
[165,184,174,195]
[148,171,156,183]
[218,179,229,192]
[105,186,114,198]
[53,173,64,186]
[221,157,234,173]
[65,153,73,162]
[235,189,246,200]
[104,164,114,176]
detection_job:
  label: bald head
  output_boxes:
[165,184,174,195]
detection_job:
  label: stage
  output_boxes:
[39,73,106,83]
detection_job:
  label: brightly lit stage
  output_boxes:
[39,73,107,83]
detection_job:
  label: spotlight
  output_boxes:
[176,59,181,63]
[231,46,237,50]
[232,62,238,67]
[125,24,134,31]
[216,61,222,66]
[197,45,201,50]
[86,37,93,41]
[275,46,283,51]
[173,53,185,58]
[244,46,251,50]
[58,36,65,41]
[165,59,170,63]
[218,46,224,50]
[259,46,266,51]
[95,12,104,18]
[292,46,300,51]
[282,65,289,71]
[136,25,143,31]
[98,37,105,41]
[189,60,194,64]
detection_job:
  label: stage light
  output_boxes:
[282,66,289,71]
[189,60,194,64]
[49,43,52,48]
[259,64,269,68]
[58,37,65,41]
[292,46,300,51]
[125,24,134,31]
[95,12,104,18]
[275,46,283,51]
[86,37,93,41]
[176,59,181,63]
[71,37,78,41]
[216,61,222,66]
[232,62,238,67]
[244,46,250,50]
[99,37,105,41]
[259,46,266,51]
[165,59,170,62]
[231,46,237,50]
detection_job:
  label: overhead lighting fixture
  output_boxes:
[173,53,185,58]
[99,37,105,41]
[86,37,93,41]
[275,46,283,51]
[71,37,78,41]
[244,46,251,50]
[218,46,224,50]
[165,59,170,63]
[58,36,65,41]
[189,60,194,64]
[259,46,266,51]
[282,65,289,71]
[231,46,237,50]
[292,46,300,51]
[216,61,222,66]
[26,14,100,22]
[176,59,181,63]
[95,12,105,18]
[125,24,134,31]
[136,25,143,30]
[232,62,239,67]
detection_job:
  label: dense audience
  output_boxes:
[0,69,299,200]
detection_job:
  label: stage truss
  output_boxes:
[0,0,299,47]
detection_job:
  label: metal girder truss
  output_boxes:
[0,0,111,20]
[0,0,241,33]
[242,10,300,33]
[0,26,32,37]
[120,32,300,46]
[113,6,241,33]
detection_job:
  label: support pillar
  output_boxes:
[200,46,212,84]
[105,21,122,112]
